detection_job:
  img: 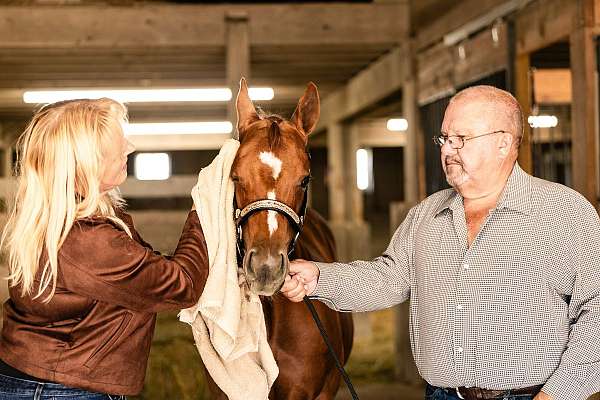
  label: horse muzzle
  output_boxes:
[243,247,289,296]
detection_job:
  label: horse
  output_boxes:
[204,79,354,400]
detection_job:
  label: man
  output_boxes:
[281,86,600,400]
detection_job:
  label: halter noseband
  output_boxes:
[234,186,309,259]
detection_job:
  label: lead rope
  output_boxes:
[303,296,360,400]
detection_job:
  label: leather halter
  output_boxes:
[234,185,309,260]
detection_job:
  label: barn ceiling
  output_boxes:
[0,1,420,123]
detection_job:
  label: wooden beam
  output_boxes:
[226,11,250,127]
[127,134,230,151]
[515,0,577,55]
[454,22,509,87]
[570,0,598,206]
[417,23,508,105]
[120,175,198,198]
[0,4,407,48]
[351,120,406,148]
[318,46,408,130]
[416,0,510,50]
[417,42,455,105]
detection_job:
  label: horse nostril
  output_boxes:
[244,248,257,278]
[279,252,288,275]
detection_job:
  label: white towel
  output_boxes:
[179,138,279,400]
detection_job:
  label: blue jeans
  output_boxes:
[425,383,535,400]
[0,373,126,400]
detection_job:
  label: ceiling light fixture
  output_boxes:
[23,87,274,104]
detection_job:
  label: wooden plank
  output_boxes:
[515,0,576,55]
[318,46,408,130]
[453,23,509,88]
[416,0,507,50]
[120,175,198,198]
[417,23,508,105]
[515,53,533,173]
[353,120,407,148]
[570,16,598,205]
[128,133,230,151]
[532,69,572,104]
[416,43,454,105]
[0,4,407,48]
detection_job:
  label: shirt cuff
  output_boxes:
[309,261,342,311]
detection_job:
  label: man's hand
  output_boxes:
[280,259,319,302]
[534,391,553,400]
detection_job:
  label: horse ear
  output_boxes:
[291,82,320,137]
[236,77,258,141]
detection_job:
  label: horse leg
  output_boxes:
[315,373,342,400]
[267,297,348,400]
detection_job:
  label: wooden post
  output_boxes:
[326,122,350,259]
[395,72,422,384]
[570,0,598,207]
[347,124,363,224]
[327,123,347,223]
[403,63,420,204]
[514,53,533,174]
[226,11,250,131]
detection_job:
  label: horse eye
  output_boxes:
[231,175,240,183]
[300,175,311,188]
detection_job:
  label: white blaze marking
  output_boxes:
[267,190,278,236]
[259,151,282,180]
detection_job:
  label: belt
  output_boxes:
[447,385,543,400]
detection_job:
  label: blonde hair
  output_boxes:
[1,98,132,302]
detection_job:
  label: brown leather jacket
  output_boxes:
[0,210,208,395]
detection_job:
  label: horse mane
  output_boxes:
[257,108,284,150]
[255,108,309,153]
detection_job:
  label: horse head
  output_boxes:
[232,78,319,296]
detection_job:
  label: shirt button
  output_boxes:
[456,304,463,310]
[463,263,470,270]
[457,346,464,354]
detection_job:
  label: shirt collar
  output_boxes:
[496,163,533,215]
[434,163,532,216]
[434,190,462,216]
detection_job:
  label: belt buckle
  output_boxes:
[455,387,465,400]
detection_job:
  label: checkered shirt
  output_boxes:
[312,164,600,400]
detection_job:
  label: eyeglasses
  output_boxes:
[432,130,507,149]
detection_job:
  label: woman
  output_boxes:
[0,98,208,399]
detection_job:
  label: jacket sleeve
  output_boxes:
[116,210,158,253]
[58,211,209,313]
